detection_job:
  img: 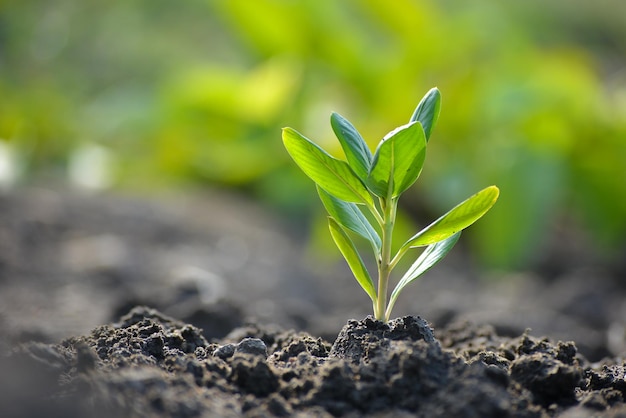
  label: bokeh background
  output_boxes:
[1,0,625,271]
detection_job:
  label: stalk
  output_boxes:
[374,197,397,320]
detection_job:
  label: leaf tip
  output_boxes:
[487,185,500,200]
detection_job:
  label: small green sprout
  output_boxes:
[282,88,499,322]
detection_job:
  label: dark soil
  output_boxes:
[1,187,625,417]
[3,306,626,417]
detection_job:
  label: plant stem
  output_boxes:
[375,197,397,321]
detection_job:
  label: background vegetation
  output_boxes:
[1,0,625,269]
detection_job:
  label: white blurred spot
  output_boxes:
[68,143,115,190]
[0,141,19,189]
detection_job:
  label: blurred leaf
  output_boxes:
[167,58,300,124]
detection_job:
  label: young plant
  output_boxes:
[282,88,499,322]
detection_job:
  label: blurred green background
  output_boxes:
[1,0,625,270]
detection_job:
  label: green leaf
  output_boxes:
[331,112,372,181]
[386,232,460,320]
[366,121,427,198]
[317,186,381,252]
[401,185,500,249]
[282,127,373,205]
[410,87,441,141]
[328,217,377,303]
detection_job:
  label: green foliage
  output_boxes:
[282,127,373,205]
[283,89,499,321]
[317,186,381,252]
[2,0,625,269]
[401,186,500,248]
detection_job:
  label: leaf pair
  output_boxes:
[283,116,427,203]
[329,86,441,180]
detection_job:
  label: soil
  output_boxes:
[1,186,625,417]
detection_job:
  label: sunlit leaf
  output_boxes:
[328,217,377,303]
[331,112,372,181]
[282,128,373,205]
[386,232,461,319]
[401,186,500,249]
[317,186,381,252]
[366,122,426,198]
[410,87,441,141]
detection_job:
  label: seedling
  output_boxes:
[282,88,499,322]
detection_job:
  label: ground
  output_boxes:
[1,186,625,417]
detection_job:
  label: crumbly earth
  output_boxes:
[1,187,625,417]
[2,306,626,418]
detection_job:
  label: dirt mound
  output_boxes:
[3,305,626,418]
